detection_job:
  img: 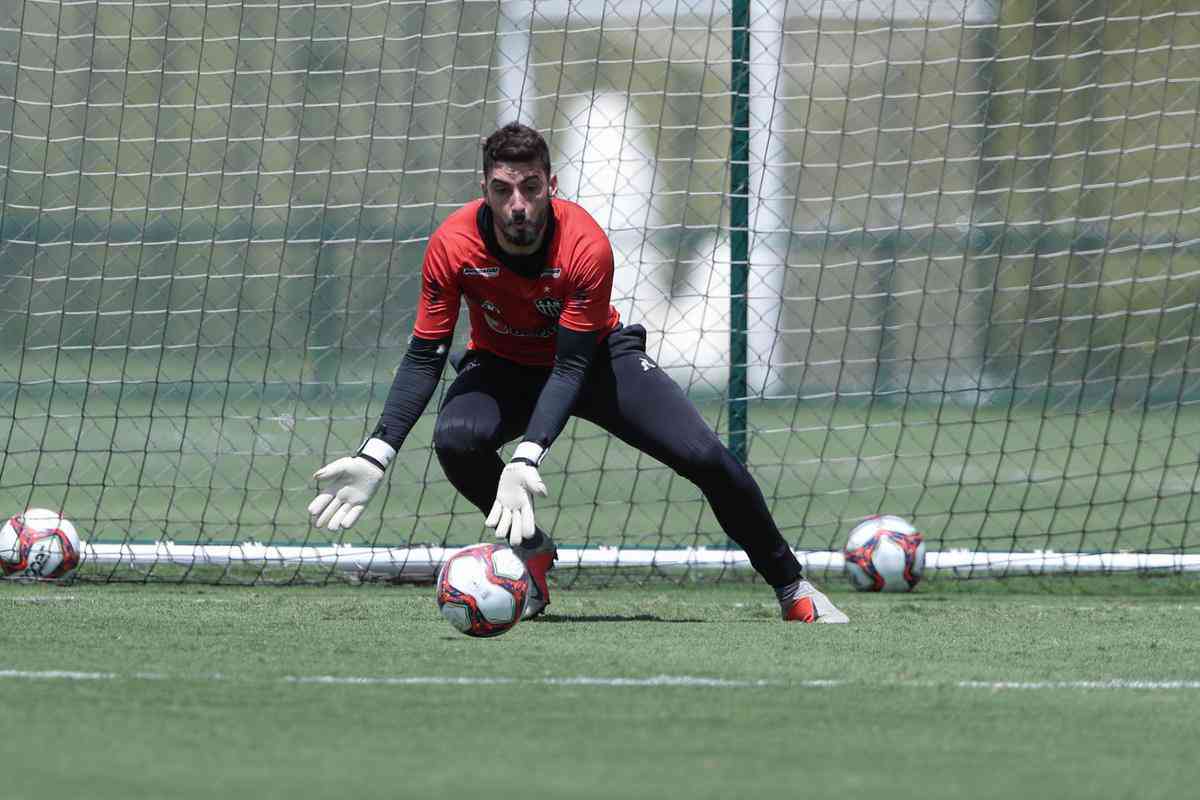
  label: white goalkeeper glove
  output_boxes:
[486,442,548,546]
[308,438,396,531]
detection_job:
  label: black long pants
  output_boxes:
[432,324,802,587]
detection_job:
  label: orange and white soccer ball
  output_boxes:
[436,543,529,637]
[0,508,82,580]
[843,515,925,592]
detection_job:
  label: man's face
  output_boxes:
[482,161,557,250]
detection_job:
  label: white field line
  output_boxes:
[0,670,119,681]
[1,670,1199,691]
[957,680,1200,690]
[287,675,781,688]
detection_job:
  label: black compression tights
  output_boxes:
[432,325,802,588]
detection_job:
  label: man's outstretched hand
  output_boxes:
[308,439,395,530]
[486,452,547,546]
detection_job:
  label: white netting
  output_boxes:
[1,0,1198,582]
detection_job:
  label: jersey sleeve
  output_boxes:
[413,234,461,338]
[558,236,614,333]
[371,334,451,451]
[521,326,600,450]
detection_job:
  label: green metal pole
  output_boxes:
[729,0,750,463]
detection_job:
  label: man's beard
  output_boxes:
[501,213,545,247]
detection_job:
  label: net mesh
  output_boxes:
[2,0,1199,582]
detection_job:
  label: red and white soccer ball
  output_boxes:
[843,515,925,592]
[436,543,529,638]
[0,508,82,580]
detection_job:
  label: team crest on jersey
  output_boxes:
[461,265,500,278]
[534,297,564,319]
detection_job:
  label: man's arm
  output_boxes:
[520,235,613,458]
[309,236,460,531]
[518,325,600,456]
[487,233,614,544]
[485,325,600,544]
[308,335,451,530]
[365,334,453,462]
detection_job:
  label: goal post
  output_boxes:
[2,0,1199,584]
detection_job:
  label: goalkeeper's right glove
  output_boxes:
[308,438,396,530]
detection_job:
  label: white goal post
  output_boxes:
[81,542,1200,581]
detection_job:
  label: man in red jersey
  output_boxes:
[308,123,847,623]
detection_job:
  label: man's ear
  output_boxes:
[480,178,487,197]
[549,174,558,197]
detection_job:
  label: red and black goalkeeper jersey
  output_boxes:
[413,198,621,366]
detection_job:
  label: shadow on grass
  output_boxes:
[534,613,707,623]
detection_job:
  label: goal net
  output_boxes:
[2,0,1198,583]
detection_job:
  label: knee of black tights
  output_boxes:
[679,437,739,485]
[432,418,494,461]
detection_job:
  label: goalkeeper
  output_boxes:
[309,123,848,624]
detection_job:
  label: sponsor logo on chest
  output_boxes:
[461,265,500,278]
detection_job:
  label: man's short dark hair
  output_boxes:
[482,122,551,177]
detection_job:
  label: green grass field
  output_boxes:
[3,576,1198,800]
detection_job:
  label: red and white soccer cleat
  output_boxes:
[781,580,849,624]
[514,531,558,620]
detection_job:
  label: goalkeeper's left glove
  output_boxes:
[485,442,548,546]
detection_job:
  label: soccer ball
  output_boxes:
[436,543,529,637]
[843,515,925,592]
[0,508,82,580]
